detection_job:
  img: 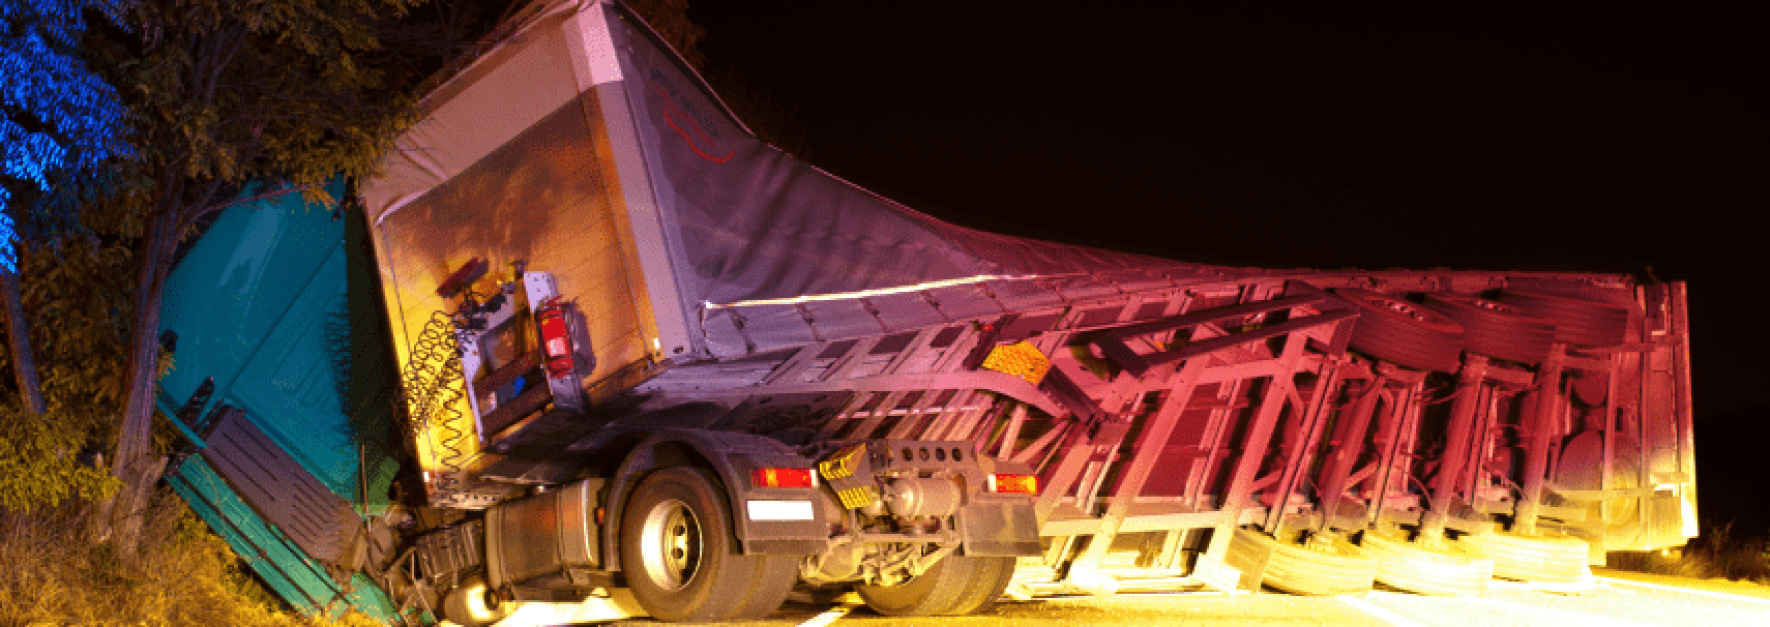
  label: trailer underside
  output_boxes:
[591,269,1695,599]
[373,264,1693,622]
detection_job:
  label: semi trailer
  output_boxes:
[155,1,1698,624]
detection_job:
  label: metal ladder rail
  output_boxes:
[1063,356,1214,577]
[1260,354,1350,536]
[1366,368,1428,528]
[1035,285,1259,521]
[806,322,983,440]
[1200,331,1314,560]
[1033,287,1348,523]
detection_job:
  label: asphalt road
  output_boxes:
[492,569,1770,627]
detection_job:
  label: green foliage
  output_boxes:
[68,0,426,240]
[0,235,135,512]
[0,492,384,625]
[50,0,435,553]
[0,404,119,512]
[0,236,134,431]
[1,0,134,271]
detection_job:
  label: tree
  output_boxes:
[1,0,133,415]
[0,235,131,512]
[60,0,802,555]
[70,0,424,554]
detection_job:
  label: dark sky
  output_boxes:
[685,1,1769,531]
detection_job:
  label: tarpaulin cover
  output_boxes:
[363,0,1236,359]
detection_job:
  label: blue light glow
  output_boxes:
[0,0,132,272]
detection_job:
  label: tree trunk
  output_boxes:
[103,213,177,555]
[1,268,45,415]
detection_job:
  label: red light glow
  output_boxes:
[991,474,1038,495]
[752,467,815,489]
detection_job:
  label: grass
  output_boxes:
[0,490,384,627]
[1606,521,1770,585]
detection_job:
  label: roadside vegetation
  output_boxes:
[1607,522,1770,585]
[0,490,381,626]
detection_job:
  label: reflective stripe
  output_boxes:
[705,273,1045,310]
[747,499,814,521]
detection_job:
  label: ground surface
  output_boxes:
[490,568,1770,626]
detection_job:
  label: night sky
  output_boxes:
[685,1,1768,534]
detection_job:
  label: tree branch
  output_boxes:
[173,121,266,228]
[201,183,318,215]
[206,25,251,104]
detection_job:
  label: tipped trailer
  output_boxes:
[1001,277,1694,598]
[155,0,1697,624]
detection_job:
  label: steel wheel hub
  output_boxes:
[638,498,704,591]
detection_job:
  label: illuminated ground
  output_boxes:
[488,568,1770,626]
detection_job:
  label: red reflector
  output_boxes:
[992,474,1038,495]
[752,467,814,489]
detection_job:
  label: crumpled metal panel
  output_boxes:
[156,180,401,513]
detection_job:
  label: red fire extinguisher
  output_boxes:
[536,297,574,379]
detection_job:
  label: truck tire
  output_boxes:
[1237,528,1377,596]
[440,573,511,627]
[1334,289,1466,372]
[1454,530,1590,582]
[857,554,1016,616]
[1496,291,1629,349]
[1555,431,1643,548]
[950,555,1018,615]
[1359,528,1493,596]
[619,467,798,622]
[1420,294,1557,364]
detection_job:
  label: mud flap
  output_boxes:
[960,498,1042,556]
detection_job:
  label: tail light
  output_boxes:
[988,473,1038,495]
[536,298,574,378]
[751,467,815,489]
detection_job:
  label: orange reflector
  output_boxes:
[752,467,815,489]
[991,473,1038,495]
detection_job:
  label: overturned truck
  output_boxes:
[155,0,1696,624]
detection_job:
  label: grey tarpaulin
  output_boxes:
[600,3,1228,356]
[363,1,1246,362]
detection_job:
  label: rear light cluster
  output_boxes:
[989,473,1038,495]
[751,467,815,489]
[755,465,1033,495]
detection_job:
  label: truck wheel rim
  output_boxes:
[638,498,704,591]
